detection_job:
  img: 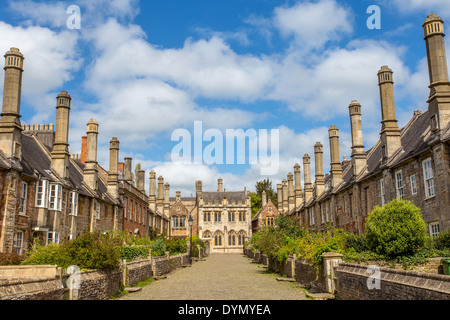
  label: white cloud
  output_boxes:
[390,0,450,18]
[273,0,353,49]
[0,21,82,122]
[268,39,411,126]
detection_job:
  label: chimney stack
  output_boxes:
[0,48,24,159]
[218,178,223,192]
[80,136,87,164]
[196,180,202,196]
[277,183,283,212]
[138,170,145,193]
[287,172,295,212]
[51,91,71,179]
[349,100,367,177]
[261,190,267,208]
[164,182,170,218]
[149,170,156,211]
[294,163,303,207]
[83,119,99,191]
[282,179,288,214]
[107,137,120,199]
[378,66,402,160]
[422,13,450,133]
[314,142,325,196]
[303,154,313,203]
[124,157,132,183]
[328,125,343,189]
[157,176,164,211]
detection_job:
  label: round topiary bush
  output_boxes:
[365,199,427,257]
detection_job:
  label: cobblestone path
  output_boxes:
[117,253,308,300]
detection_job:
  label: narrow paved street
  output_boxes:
[117,253,308,300]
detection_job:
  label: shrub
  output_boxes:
[365,199,427,257]
[67,233,120,270]
[166,239,188,255]
[119,246,151,261]
[22,241,73,268]
[433,229,450,250]
[151,237,167,256]
[343,233,368,252]
[0,252,27,266]
[275,215,305,238]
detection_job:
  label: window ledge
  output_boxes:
[424,195,436,200]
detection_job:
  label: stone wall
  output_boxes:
[72,268,123,300]
[0,277,64,300]
[294,259,326,293]
[336,262,450,300]
[0,265,64,300]
[126,259,153,287]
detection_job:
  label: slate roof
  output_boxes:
[20,132,116,204]
[202,191,247,203]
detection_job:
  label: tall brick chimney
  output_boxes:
[149,170,156,212]
[422,13,450,133]
[349,100,367,177]
[378,66,402,160]
[217,178,223,192]
[83,119,99,191]
[314,142,325,196]
[287,172,295,212]
[138,170,145,193]
[303,154,313,203]
[282,179,288,213]
[277,183,283,212]
[294,163,303,207]
[261,190,267,208]
[51,91,71,179]
[0,48,24,159]
[80,136,87,164]
[107,137,120,199]
[328,125,343,189]
[124,157,132,183]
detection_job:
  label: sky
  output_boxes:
[0,0,449,197]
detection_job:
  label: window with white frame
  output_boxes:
[410,175,417,195]
[429,221,440,237]
[309,207,315,226]
[380,179,385,206]
[69,191,79,216]
[49,183,62,211]
[422,158,435,198]
[36,179,49,208]
[95,200,101,220]
[325,202,330,222]
[343,195,347,212]
[395,170,404,200]
[320,204,325,224]
[47,231,59,244]
[19,182,28,215]
[15,231,24,255]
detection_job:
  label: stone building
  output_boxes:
[251,190,281,234]
[283,13,450,237]
[195,178,252,253]
[0,47,156,254]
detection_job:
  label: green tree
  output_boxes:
[365,199,427,257]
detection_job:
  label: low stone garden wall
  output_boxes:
[0,252,193,300]
[243,247,450,299]
[336,262,450,300]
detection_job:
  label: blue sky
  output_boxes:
[0,0,449,196]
